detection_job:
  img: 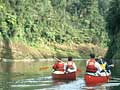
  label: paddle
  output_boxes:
[111,77,120,81]
[77,68,82,72]
[39,66,49,70]
[76,68,82,76]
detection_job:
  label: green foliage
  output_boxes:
[0,0,109,53]
[106,0,120,36]
[105,0,120,59]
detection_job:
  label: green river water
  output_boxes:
[0,59,120,90]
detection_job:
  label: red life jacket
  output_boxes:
[53,62,64,72]
[66,61,73,69]
[86,59,97,73]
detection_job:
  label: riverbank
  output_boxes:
[0,41,107,60]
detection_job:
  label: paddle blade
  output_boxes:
[77,68,82,72]
[76,68,82,76]
[39,66,49,70]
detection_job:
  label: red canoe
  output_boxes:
[52,69,81,80]
[84,74,110,86]
[52,72,76,80]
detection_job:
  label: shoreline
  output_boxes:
[0,58,88,62]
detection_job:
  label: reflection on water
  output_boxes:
[52,80,70,85]
[112,60,120,77]
[0,32,13,90]
[11,76,53,90]
[0,60,120,90]
[0,74,120,90]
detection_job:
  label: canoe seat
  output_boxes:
[86,72,98,76]
[53,71,64,74]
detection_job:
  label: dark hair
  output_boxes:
[90,53,95,58]
[95,58,99,61]
[68,57,72,61]
[57,57,61,60]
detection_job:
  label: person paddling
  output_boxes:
[86,53,102,76]
[97,56,107,71]
[65,57,77,73]
[97,56,114,75]
[52,57,65,74]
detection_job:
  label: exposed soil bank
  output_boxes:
[0,41,107,60]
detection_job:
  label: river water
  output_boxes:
[0,59,120,90]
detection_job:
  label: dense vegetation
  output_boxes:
[0,0,115,59]
[105,0,120,59]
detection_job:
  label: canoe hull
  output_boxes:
[84,74,110,86]
[52,72,76,80]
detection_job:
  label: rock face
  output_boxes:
[105,0,120,59]
[105,34,120,59]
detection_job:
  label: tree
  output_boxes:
[106,0,120,59]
